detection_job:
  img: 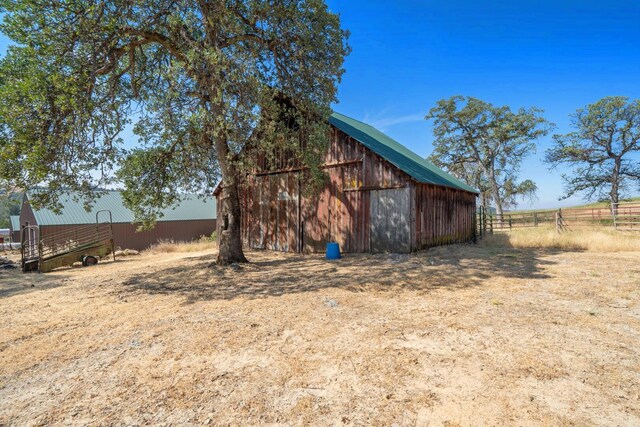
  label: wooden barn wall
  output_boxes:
[414,184,476,248]
[238,126,414,253]
[240,171,300,252]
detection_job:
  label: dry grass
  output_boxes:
[1,245,639,425]
[506,196,640,213]
[144,236,217,254]
[481,226,640,252]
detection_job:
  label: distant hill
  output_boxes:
[477,206,497,215]
[569,197,640,209]
[506,197,640,214]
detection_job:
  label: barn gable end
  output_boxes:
[225,112,477,254]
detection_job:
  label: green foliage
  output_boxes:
[0,192,21,228]
[0,0,349,226]
[545,96,640,204]
[426,96,552,214]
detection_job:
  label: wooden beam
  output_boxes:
[254,158,363,177]
[321,158,363,168]
[342,185,408,192]
[255,167,305,176]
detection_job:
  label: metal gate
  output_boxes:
[21,210,115,273]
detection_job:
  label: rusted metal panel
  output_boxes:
[19,200,38,231]
[40,220,216,252]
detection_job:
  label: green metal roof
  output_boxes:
[329,112,478,193]
[28,191,216,226]
[9,215,20,230]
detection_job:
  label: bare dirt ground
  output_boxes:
[1,244,639,426]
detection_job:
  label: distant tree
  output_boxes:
[545,96,640,209]
[426,96,552,217]
[0,0,350,264]
[428,152,493,210]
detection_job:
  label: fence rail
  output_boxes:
[476,202,640,235]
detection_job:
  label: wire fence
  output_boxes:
[476,202,640,236]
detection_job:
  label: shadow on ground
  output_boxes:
[0,269,69,298]
[120,238,560,303]
[0,255,130,299]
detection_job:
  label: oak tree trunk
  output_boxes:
[217,178,248,265]
[488,166,504,223]
[610,157,622,216]
[216,139,248,265]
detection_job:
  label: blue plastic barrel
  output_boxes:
[326,242,341,260]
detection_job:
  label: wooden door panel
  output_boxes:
[370,188,411,253]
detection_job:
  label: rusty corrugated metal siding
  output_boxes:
[40,219,216,252]
[19,199,38,237]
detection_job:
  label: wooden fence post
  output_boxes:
[482,207,487,236]
[555,208,565,233]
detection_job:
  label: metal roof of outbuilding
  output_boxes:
[329,112,478,194]
[27,191,216,226]
[9,215,20,230]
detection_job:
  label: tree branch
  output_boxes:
[121,27,188,63]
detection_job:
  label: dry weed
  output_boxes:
[144,236,217,254]
[481,226,640,252]
[515,353,567,381]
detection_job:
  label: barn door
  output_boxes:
[370,188,411,253]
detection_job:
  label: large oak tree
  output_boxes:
[426,96,552,217]
[0,0,349,264]
[545,96,640,209]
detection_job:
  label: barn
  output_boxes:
[19,190,216,251]
[216,112,478,253]
[9,215,20,243]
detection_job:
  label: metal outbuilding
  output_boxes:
[9,215,20,243]
[19,191,216,251]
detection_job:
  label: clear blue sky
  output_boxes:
[326,0,640,208]
[2,1,639,209]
